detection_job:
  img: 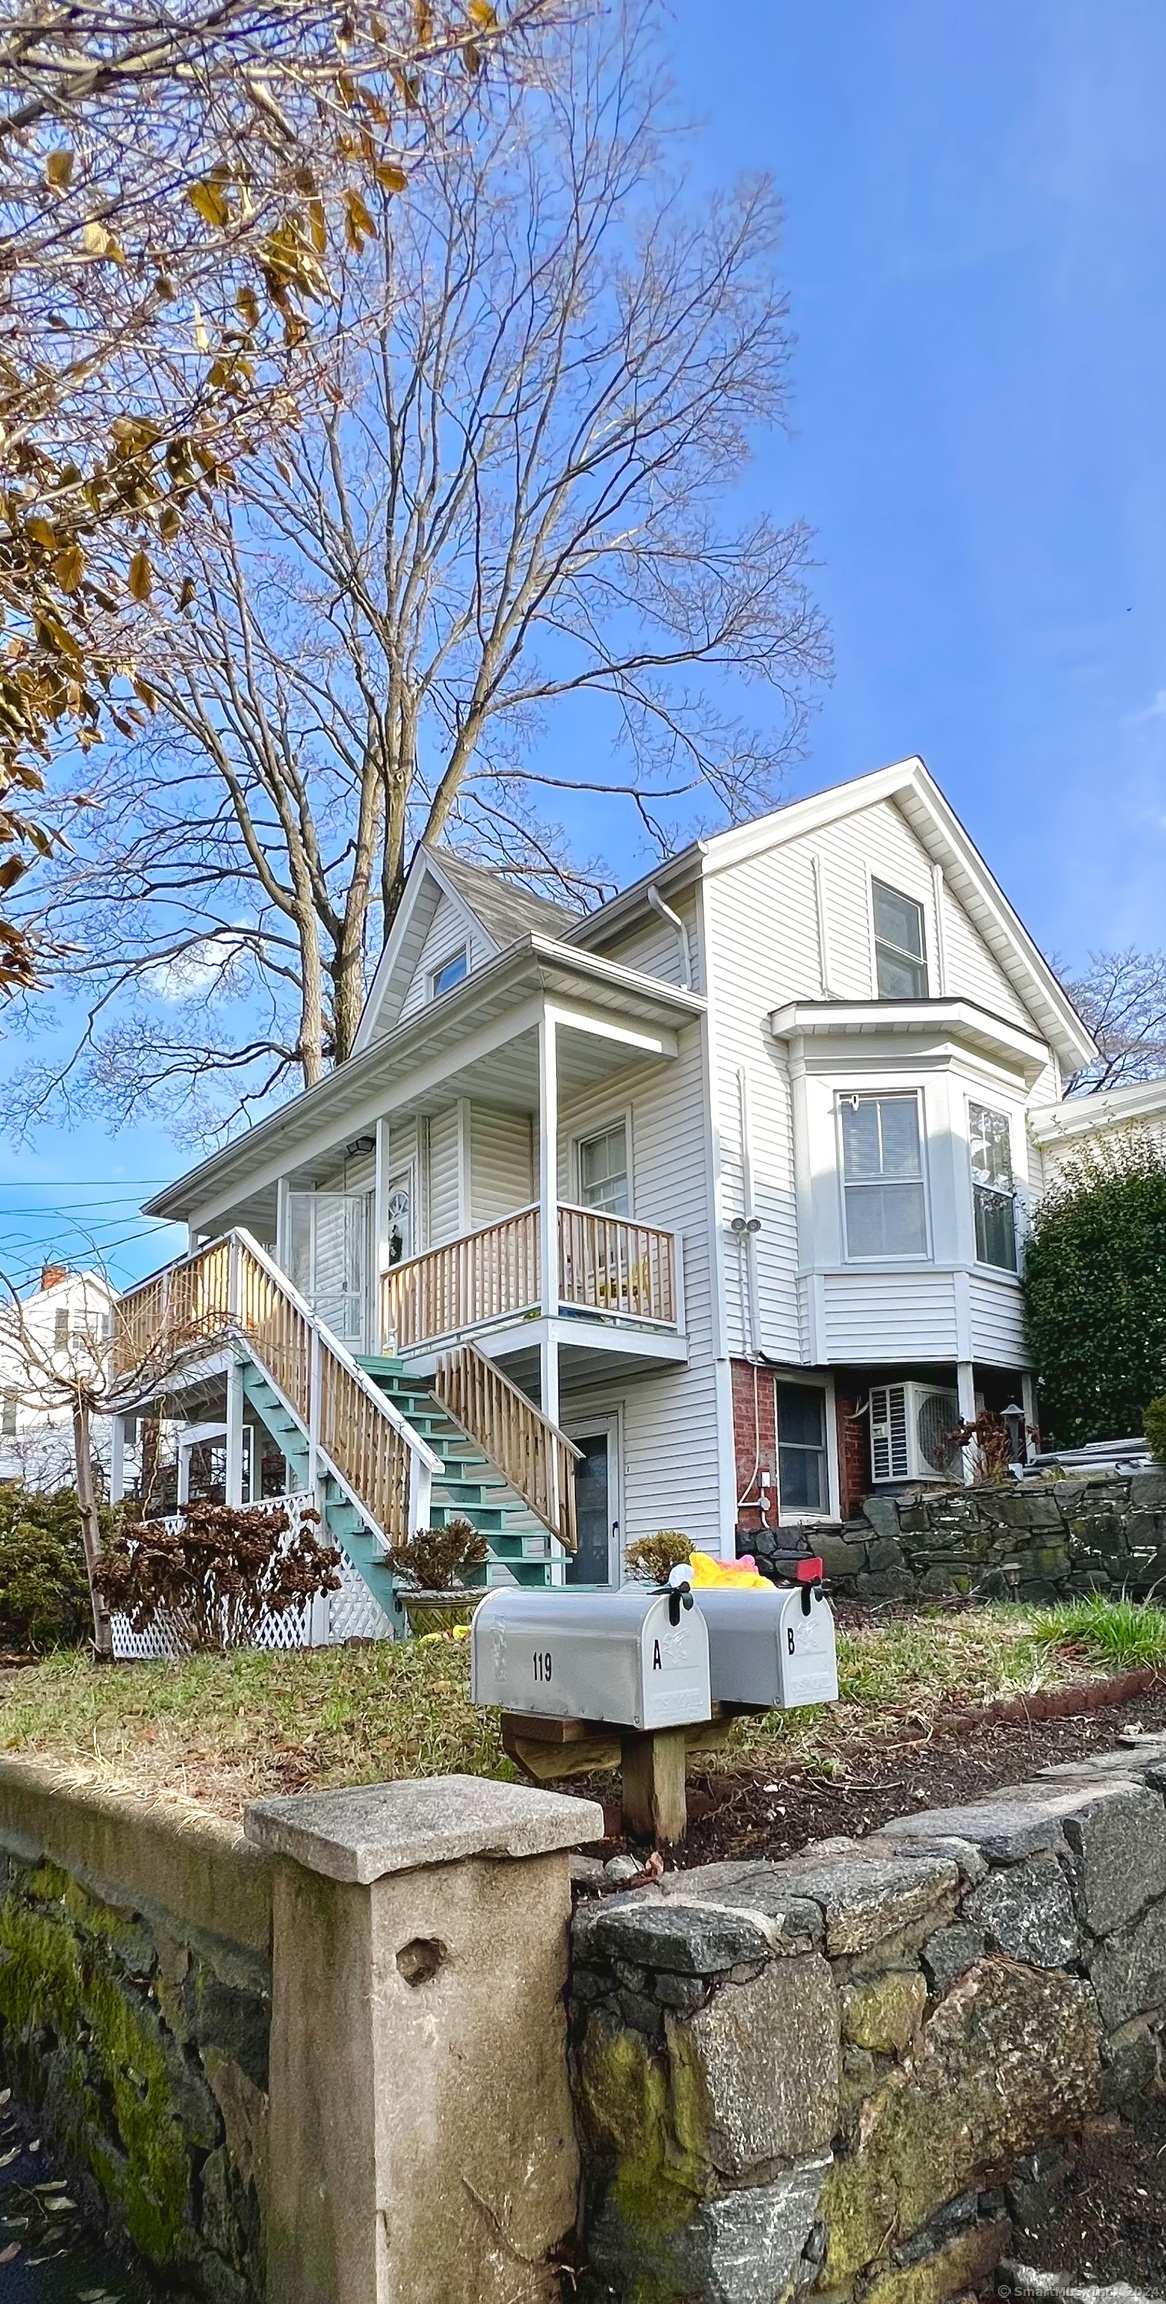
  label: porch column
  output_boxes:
[537,1008,560,1430]
[225,1354,245,1508]
[956,1360,977,1486]
[1020,1370,1038,1456]
[109,1416,125,1507]
[373,1117,390,1354]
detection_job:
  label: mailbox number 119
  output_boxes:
[532,1650,553,1683]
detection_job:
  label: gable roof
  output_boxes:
[429,849,578,947]
[567,756,1096,1077]
[353,845,579,1052]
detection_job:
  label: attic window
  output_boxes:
[872,881,927,999]
[430,947,468,999]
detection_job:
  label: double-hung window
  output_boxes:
[872,881,928,998]
[776,1383,828,1513]
[578,1121,630,1216]
[840,1093,928,1258]
[969,1103,1017,1270]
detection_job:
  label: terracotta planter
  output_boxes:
[400,1589,484,1638]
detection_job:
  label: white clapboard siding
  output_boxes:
[967,1271,1028,1363]
[557,1015,723,1554]
[426,1106,463,1245]
[701,856,808,1364]
[469,1104,534,1226]
[822,1270,959,1362]
[398,893,488,1025]
[584,886,705,993]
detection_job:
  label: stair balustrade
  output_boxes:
[434,1343,581,1554]
[113,1231,439,1549]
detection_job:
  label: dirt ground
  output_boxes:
[573,1678,1166,1864]
[1006,2106,1166,2291]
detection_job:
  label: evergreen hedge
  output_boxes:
[1023,1136,1166,1447]
[0,1484,93,1654]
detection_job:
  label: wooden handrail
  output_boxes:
[113,1230,438,1550]
[557,1205,676,1326]
[434,1342,580,1553]
[381,1202,679,1349]
[382,1204,540,1350]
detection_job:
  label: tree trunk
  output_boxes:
[73,1395,113,1660]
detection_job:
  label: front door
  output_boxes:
[286,1192,372,1348]
[565,1414,620,1587]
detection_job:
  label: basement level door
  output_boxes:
[564,1413,620,1588]
[286,1192,372,1349]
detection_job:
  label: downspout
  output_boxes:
[646,885,692,988]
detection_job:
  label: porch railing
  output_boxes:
[112,1230,440,1550]
[383,1204,541,1351]
[434,1342,581,1553]
[380,1202,678,1351]
[557,1203,677,1327]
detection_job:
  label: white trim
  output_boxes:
[1029,1074,1166,1141]
[770,1367,836,1523]
[811,851,835,998]
[561,1405,623,1587]
[571,1104,633,1217]
[835,1087,933,1266]
[931,863,949,997]
[868,867,930,1001]
[353,851,498,1057]
[965,1091,1020,1276]
[429,943,470,1002]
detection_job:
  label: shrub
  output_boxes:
[625,1530,694,1584]
[0,1484,94,1654]
[1146,1396,1166,1465]
[937,1411,1013,1485]
[93,1500,342,1652]
[381,1518,488,1592]
[1023,1136,1166,1445]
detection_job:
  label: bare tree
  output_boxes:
[0,0,559,987]
[14,1,830,1136]
[1065,949,1166,1093]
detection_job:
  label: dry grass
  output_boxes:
[0,1602,1109,1821]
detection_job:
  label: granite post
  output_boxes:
[246,1773,602,2304]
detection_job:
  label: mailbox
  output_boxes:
[471,1586,711,1732]
[694,1582,839,1710]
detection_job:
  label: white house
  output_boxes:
[110,757,1102,1623]
[1029,1074,1166,1194]
[0,1263,117,1490]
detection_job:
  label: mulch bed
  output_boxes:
[1005,2105,1166,2290]
[571,1671,1166,1865]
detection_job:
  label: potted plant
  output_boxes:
[383,1518,490,1636]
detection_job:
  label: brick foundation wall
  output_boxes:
[731,1358,778,1536]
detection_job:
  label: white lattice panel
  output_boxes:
[109,1493,394,1659]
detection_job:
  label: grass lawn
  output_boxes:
[1,1599,1161,1823]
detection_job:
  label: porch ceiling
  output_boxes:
[147,937,704,1230]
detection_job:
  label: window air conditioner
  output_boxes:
[868,1383,960,1484]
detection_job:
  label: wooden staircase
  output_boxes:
[360,1360,560,1588]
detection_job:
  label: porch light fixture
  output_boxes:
[346,1135,376,1156]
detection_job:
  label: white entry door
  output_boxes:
[287,1193,372,1348]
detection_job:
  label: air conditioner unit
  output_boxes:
[868,1383,960,1484]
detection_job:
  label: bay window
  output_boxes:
[841,1092,928,1258]
[969,1102,1017,1270]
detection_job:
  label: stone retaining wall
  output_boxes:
[569,1735,1166,2304]
[0,1759,273,2300]
[746,1468,1166,1603]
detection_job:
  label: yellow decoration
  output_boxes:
[685,1551,769,1590]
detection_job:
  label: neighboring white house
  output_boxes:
[0,1263,118,1490]
[110,756,1111,1621]
[1029,1074,1166,1194]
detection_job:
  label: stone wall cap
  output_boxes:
[244,1773,603,1883]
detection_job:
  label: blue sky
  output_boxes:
[1,0,1163,1291]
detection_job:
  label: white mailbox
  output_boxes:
[471,1586,711,1731]
[695,1583,839,1711]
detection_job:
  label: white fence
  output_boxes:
[109,1493,395,1661]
